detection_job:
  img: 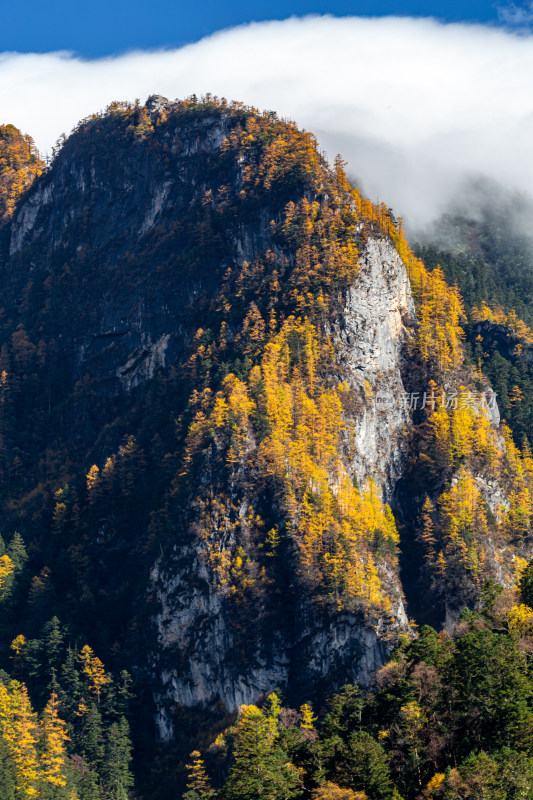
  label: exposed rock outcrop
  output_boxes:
[150,236,413,740]
[333,237,416,501]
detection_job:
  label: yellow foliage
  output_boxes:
[40,693,70,787]
[78,644,110,704]
[400,700,424,727]
[508,603,533,637]
[183,316,397,611]
[179,126,455,612]
[86,464,100,492]
[0,682,75,797]
[425,772,446,795]
[205,547,233,588]
[0,681,40,796]
[513,556,529,586]
[391,224,465,374]
[102,455,116,478]
[0,553,15,599]
[223,374,256,464]
[426,386,500,476]
[312,782,367,800]
[255,320,395,608]
[74,698,89,718]
[185,749,213,797]
[498,426,533,540]
[0,125,44,222]
[10,634,26,658]
[438,467,489,581]
[299,702,317,730]
[471,302,533,344]
[424,395,533,582]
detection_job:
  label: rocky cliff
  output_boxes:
[333,237,416,499]
[150,234,414,739]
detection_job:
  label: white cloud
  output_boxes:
[498,2,533,28]
[1,15,533,224]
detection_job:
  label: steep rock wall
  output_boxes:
[150,236,414,740]
[333,237,416,500]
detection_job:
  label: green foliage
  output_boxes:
[101,717,134,800]
[519,559,533,607]
[324,731,393,799]
[221,703,302,800]
[414,190,533,449]
[0,732,17,800]
[2,615,134,799]
[211,603,533,800]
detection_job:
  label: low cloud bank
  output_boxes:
[2,15,533,224]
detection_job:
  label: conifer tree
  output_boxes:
[0,732,17,800]
[519,559,533,607]
[299,703,317,731]
[42,618,66,683]
[7,532,27,572]
[346,732,393,800]
[78,645,110,704]
[184,750,215,800]
[221,704,301,800]
[78,702,104,768]
[419,498,437,561]
[0,554,15,600]
[0,680,40,798]
[39,692,70,789]
[102,716,134,800]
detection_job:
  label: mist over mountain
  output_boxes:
[413,177,533,256]
[3,14,533,226]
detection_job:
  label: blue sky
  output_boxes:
[0,0,510,56]
[1,5,532,224]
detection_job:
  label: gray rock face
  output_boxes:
[485,386,500,427]
[151,546,292,736]
[116,333,171,391]
[146,95,170,116]
[333,237,416,501]
[9,181,52,255]
[150,236,414,740]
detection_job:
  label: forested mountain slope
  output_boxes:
[414,182,533,449]
[0,97,532,799]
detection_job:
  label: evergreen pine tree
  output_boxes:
[7,532,27,571]
[42,618,66,684]
[101,716,134,800]
[519,559,533,607]
[345,732,393,800]
[222,705,301,800]
[79,702,105,768]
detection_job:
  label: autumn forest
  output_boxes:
[0,96,532,799]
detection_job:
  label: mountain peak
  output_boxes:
[1,96,533,799]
